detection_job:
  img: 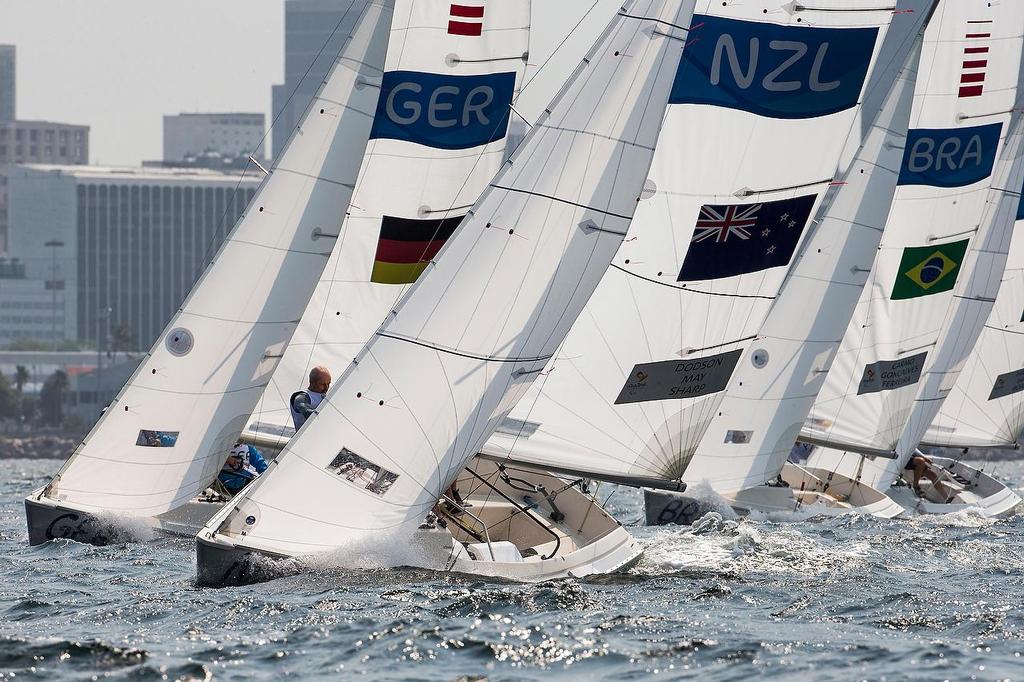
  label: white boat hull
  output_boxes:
[645,462,904,524]
[883,456,1021,519]
[196,457,642,585]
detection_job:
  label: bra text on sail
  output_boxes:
[370,70,516,149]
[897,123,1002,187]
[670,15,878,119]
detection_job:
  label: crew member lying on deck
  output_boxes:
[218,443,269,495]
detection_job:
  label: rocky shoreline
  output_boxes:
[0,435,80,460]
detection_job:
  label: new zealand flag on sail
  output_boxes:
[677,194,816,282]
[671,15,877,119]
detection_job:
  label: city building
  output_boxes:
[271,0,361,160]
[163,112,265,164]
[0,45,14,123]
[6,164,261,350]
[0,257,69,345]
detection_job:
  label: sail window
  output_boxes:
[327,448,399,496]
[136,430,179,447]
[724,430,753,444]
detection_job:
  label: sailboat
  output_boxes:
[25,0,396,545]
[910,187,1024,516]
[195,0,698,585]
[797,0,1024,518]
[480,0,909,521]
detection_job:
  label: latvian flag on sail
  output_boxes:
[371,215,463,284]
[449,3,485,36]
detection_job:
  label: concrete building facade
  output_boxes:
[6,165,261,350]
[163,112,265,163]
[0,45,14,123]
[271,0,362,160]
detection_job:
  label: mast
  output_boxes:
[198,0,697,559]
[480,1,902,488]
[36,1,394,517]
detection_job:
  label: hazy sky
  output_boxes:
[1,1,621,166]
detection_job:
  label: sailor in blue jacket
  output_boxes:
[218,443,269,495]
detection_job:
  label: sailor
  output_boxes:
[218,442,269,495]
[904,453,951,500]
[290,366,331,430]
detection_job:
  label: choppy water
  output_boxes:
[3,458,1024,681]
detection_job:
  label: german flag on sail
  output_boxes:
[370,215,464,284]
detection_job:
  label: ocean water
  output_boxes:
[3,458,1024,681]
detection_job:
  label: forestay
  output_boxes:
[482,0,898,487]
[201,0,696,557]
[246,0,531,441]
[804,0,1024,482]
[923,179,1024,449]
[38,0,394,516]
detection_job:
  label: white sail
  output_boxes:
[681,25,928,494]
[37,0,394,516]
[200,0,696,557]
[481,1,900,486]
[803,1,1024,483]
[246,0,530,441]
[923,190,1024,449]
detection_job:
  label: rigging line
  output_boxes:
[610,264,777,299]
[515,0,602,98]
[376,332,553,365]
[489,184,634,220]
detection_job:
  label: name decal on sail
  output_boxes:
[670,14,877,119]
[677,194,816,281]
[371,215,464,284]
[856,352,927,396]
[989,368,1024,401]
[615,349,743,405]
[370,71,515,150]
[897,123,1002,188]
[890,239,970,301]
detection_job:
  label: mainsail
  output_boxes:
[481,1,901,488]
[803,0,1024,484]
[35,0,394,516]
[246,0,531,441]
[923,183,1024,449]
[199,0,697,557]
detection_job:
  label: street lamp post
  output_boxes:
[44,239,65,348]
[96,306,111,410]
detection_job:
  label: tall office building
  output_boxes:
[0,45,14,122]
[163,112,266,163]
[271,0,364,160]
[5,164,261,348]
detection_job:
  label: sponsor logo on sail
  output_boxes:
[670,14,877,119]
[897,124,1002,188]
[615,349,742,404]
[371,215,464,284]
[677,194,816,281]
[856,352,928,395]
[370,70,515,150]
[890,239,970,301]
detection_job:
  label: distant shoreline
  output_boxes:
[0,435,81,460]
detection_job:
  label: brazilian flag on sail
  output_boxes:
[370,215,464,284]
[890,239,970,301]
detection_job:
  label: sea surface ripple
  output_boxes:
[3,458,1024,680]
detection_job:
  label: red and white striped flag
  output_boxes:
[448,3,484,36]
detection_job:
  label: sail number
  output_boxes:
[670,14,877,120]
[370,70,516,150]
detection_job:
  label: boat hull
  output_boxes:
[883,456,1021,519]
